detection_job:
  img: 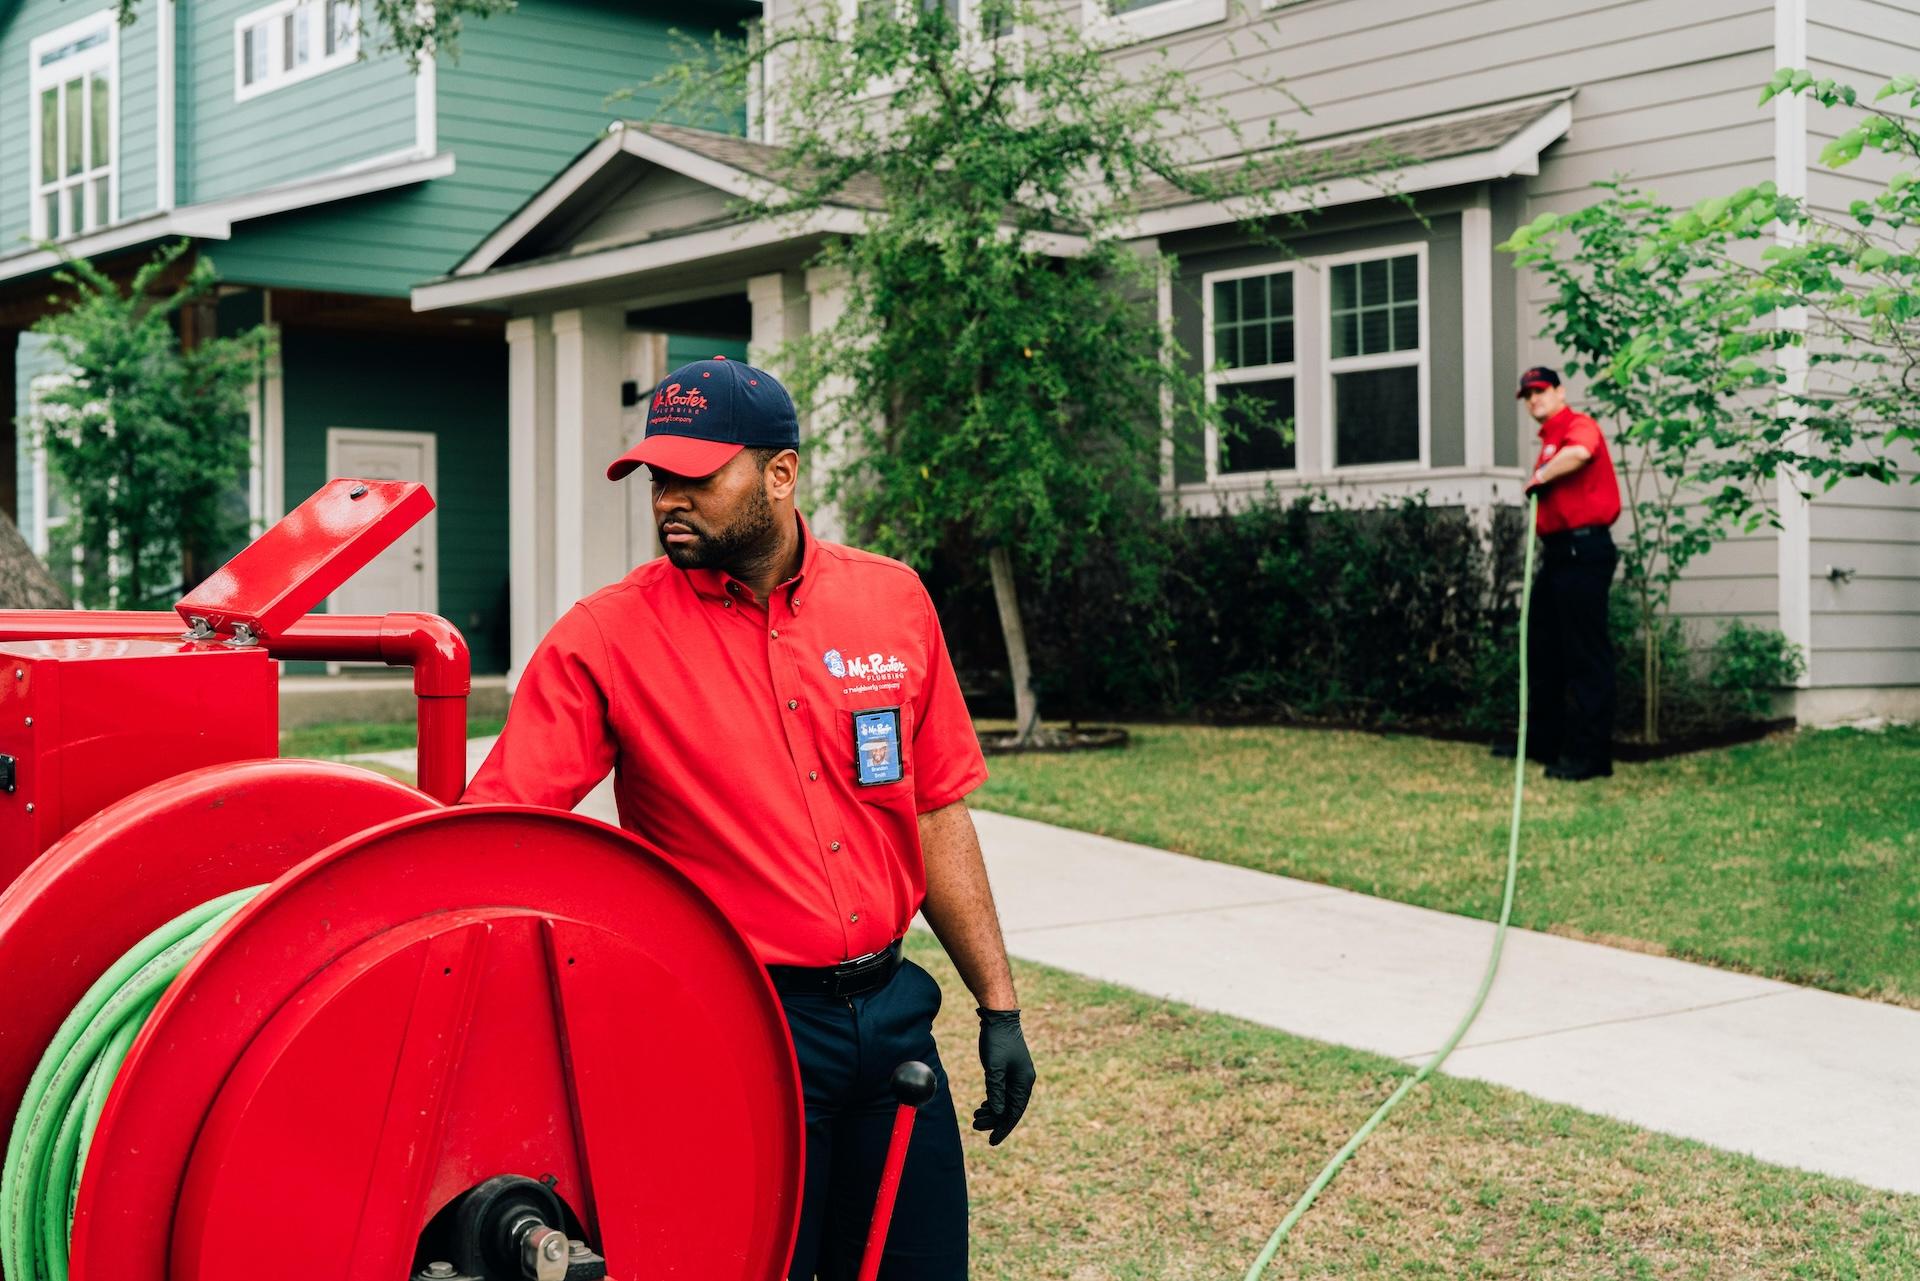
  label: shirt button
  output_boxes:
[830,840,841,851]
[722,599,732,609]
[771,629,779,639]
[787,699,798,710]
[808,770,819,781]
[850,913,859,923]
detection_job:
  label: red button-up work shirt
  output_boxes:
[463,515,989,967]
[1532,407,1622,535]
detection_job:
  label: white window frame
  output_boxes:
[29,10,118,242]
[233,0,359,103]
[1082,0,1227,46]
[1320,242,1430,474]
[1201,261,1301,482]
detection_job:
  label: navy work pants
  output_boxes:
[780,959,969,1281]
[1528,526,1618,766]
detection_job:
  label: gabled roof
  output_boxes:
[452,121,888,280]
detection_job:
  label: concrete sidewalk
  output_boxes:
[371,737,1920,1195]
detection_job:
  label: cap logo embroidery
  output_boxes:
[650,382,711,426]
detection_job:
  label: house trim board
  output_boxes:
[1460,188,1494,470]
[413,206,868,311]
[157,0,175,211]
[0,149,456,285]
[1774,0,1812,685]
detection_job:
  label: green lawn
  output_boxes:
[924,936,1920,1279]
[970,723,1920,1007]
[279,717,505,760]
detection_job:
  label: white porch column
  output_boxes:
[802,265,855,542]
[1461,191,1496,471]
[620,330,670,570]
[551,307,628,616]
[505,314,555,689]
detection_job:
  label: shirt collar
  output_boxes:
[1539,405,1577,435]
[683,510,818,608]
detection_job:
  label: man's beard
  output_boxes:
[661,481,778,573]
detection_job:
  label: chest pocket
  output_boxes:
[835,702,915,801]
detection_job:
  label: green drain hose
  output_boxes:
[1243,497,1540,1280]
[1,885,263,1281]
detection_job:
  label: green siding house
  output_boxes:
[0,0,755,674]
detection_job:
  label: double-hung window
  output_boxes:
[235,0,358,101]
[1327,249,1425,468]
[1206,267,1298,475]
[30,13,116,242]
[1199,244,1428,482]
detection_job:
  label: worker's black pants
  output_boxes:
[781,959,968,1281]
[1528,526,1618,767]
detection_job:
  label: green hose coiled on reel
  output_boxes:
[1243,496,1541,1279]
[1,885,263,1281]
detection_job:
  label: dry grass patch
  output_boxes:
[927,938,1920,1279]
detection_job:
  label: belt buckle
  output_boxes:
[828,945,888,998]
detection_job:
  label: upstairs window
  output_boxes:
[235,0,358,101]
[30,12,115,241]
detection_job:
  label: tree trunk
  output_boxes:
[988,544,1041,746]
[0,509,69,608]
[1642,623,1660,745]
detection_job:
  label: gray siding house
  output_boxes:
[414,0,1919,724]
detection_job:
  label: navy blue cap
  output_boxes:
[1516,365,1561,397]
[606,356,800,480]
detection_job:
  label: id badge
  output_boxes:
[853,707,904,786]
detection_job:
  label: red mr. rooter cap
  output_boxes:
[606,356,801,481]
[1516,365,1561,398]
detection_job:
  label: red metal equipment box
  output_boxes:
[0,637,277,881]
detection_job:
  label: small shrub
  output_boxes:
[1707,621,1804,720]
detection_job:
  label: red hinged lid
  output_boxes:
[175,479,434,640]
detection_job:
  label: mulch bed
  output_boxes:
[977,725,1130,755]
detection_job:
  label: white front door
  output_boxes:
[325,428,438,619]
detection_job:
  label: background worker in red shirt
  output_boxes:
[1500,365,1623,781]
[464,357,1033,1280]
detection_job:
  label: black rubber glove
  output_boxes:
[972,1008,1035,1146]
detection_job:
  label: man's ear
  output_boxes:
[765,448,800,502]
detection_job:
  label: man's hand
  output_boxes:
[1524,468,1548,495]
[973,1008,1035,1145]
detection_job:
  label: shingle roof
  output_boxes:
[640,123,892,211]
[1130,98,1566,212]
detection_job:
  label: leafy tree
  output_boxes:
[30,243,271,609]
[1744,70,1920,458]
[648,1,1303,744]
[108,0,513,67]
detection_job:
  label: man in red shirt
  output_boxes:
[464,357,1032,1279]
[1506,365,1623,780]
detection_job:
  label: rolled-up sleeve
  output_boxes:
[463,604,618,810]
[911,588,989,814]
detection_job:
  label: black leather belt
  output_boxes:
[1542,525,1611,544]
[766,939,905,998]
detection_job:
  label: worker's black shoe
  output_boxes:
[1545,756,1612,781]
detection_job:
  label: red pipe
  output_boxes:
[0,611,472,804]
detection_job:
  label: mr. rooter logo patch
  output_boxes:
[650,382,711,428]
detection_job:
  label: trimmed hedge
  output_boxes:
[930,493,1793,740]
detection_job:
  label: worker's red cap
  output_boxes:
[607,356,799,481]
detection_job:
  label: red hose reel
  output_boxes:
[0,480,908,1281]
